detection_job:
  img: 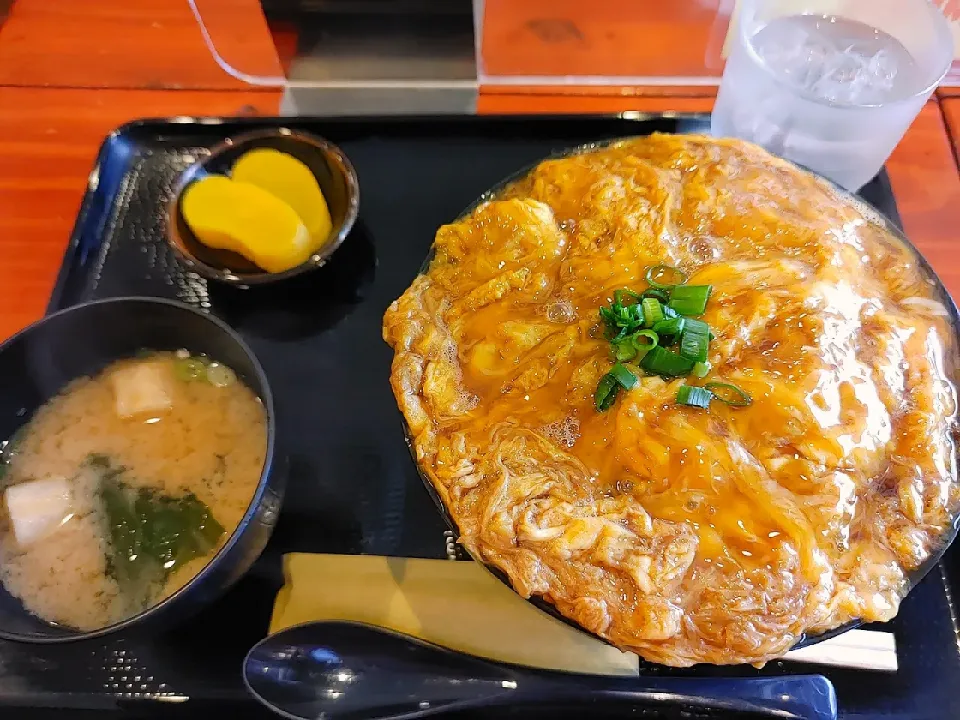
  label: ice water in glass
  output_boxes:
[712,2,952,191]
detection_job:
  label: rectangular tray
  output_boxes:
[3,114,959,720]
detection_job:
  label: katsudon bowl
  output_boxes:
[383,133,960,666]
[0,297,283,642]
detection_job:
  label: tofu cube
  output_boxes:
[111,361,173,418]
[4,477,73,547]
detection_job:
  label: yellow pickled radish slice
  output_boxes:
[232,148,334,246]
[181,175,312,274]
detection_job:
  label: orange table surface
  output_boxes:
[0,88,283,341]
[0,0,282,89]
[941,98,960,164]
[479,0,725,80]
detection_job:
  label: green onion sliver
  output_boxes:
[633,330,659,350]
[639,346,696,377]
[206,362,237,388]
[681,317,710,337]
[613,289,642,306]
[595,374,620,412]
[692,361,711,379]
[704,382,753,407]
[668,285,712,316]
[613,340,637,362]
[601,304,644,341]
[609,362,638,389]
[677,385,713,409]
[679,319,710,364]
[640,288,670,304]
[641,298,664,327]
[652,317,685,341]
[645,264,688,289]
[679,333,708,364]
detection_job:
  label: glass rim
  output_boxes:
[737,5,954,110]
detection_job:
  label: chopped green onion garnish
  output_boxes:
[681,317,710,337]
[633,330,659,350]
[652,317,685,342]
[613,339,637,362]
[676,385,713,409]
[595,364,640,411]
[206,362,237,388]
[613,289,642,306]
[592,264,738,413]
[704,382,753,407]
[667,285,712,316]
[612,329,659,362]
[595,374,620,412]
[641,288,670,304]
[641,298,664,327]
[174,357,207,382]
[678,319,710,364]
[609,363,638,389]
[645,264,688,289]
[600,301,645,341]
[679,332,709,364]
[639,346,696,377]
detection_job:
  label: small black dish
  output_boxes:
[167,129,360,287]
[0,297,283,642]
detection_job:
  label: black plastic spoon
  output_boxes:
[243,621,838,720]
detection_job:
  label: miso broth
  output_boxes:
[0,351,267,630]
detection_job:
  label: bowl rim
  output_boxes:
[165,128,361,286]
[0,296,277,643]
[401,134,960,658]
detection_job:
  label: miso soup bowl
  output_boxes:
[0,297,282,642]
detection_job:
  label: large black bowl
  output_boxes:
[0,297,283,642]
[403,136,960,657]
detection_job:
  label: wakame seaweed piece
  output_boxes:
[130,487,225,573]
[86,453,111,469]
[177,492,226,555]
[95,457,225,605]
[135,488,178,568]
[98,473,161,609]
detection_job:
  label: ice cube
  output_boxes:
[833,45,900,103]
[753,22,835,91]
[751,16,915,106]
[865,48,898,91]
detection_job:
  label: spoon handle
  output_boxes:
[527,673,837,720]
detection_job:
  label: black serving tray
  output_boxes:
[2,114,959,720]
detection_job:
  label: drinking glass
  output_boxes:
[711,0,953,191]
